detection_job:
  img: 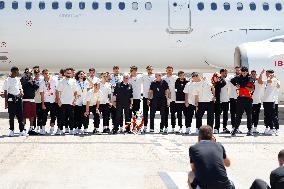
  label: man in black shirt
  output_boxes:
[188,125,235,189]
[250,149,284,189]
[112,74,133,134]
[148,73,170,133]
[175,71,188,133]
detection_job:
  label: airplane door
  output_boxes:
[168,0,191,34]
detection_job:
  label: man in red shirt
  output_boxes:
[230,67,254,136]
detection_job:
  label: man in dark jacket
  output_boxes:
[230,67,255,136]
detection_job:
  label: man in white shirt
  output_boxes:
[251,70,264,133]
[56,68,78,135]
[183,72,200,135]
[129,66,143,118]
[162,66,178,133]
[259,69,281,136]
[194,76,215,133]
[142,65,155,132]
[88,68,100,84]
[33,70,43,133]
[39,69,58,135]
[3,66,28,137]
[110,66,123,130]
[99,72,112,133]
[228,66,241,131]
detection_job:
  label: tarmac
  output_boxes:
[0,80,283,189]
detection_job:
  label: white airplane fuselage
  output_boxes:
[0,0,284,99]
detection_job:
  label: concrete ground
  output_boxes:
[0,81,283,189]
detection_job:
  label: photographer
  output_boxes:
[188,125,234,189]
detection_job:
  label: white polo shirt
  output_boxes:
[75,80,90,106]
[183,81,199,105]
[88,76,100,84]
[162,75,178,102]
[142,74,155,98]
[220,78,230,103]
[252,81,264,104]
[129,74,143,100]
[3,77,22,96]
[263,78,280,103]
[57,78,77,105]
[228,75,238,99]
[39,78,57,103]
[100,82,112,104]
[193,80,213,102]
[86,89,101,106]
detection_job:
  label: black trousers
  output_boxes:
[59,104,74,130]
[235,97,252,130]
[275,104,279,129]
[83,105,100,129]
[263,102,279,129]
[114,103,130,131]
[196,101,214,129]
[143,98,149,126]
[8,97,24,132]
[252,103,261,128]
[33,103,43,128]
[176,103,186,127]
[166,101,176,127]
[129,99,141,118]
[74,105,84,129]
[184,104,195,128]
[150,99,168,130]
[215,102,229,130]
[249,179,270,189]
[100,104,110,126]
[42,102,57,126]
[230,98,237,128]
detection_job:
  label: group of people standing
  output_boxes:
[1,64,281,136]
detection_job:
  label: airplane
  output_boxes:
[0,0,283,100]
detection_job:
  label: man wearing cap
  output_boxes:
[230,66,255,136]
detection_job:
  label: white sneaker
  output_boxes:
[150,129,154,133]
[83,129,88,134]
[252,127,258,133]
[178,128,183,133]
[55,129,61,135]
[266,129,276,136]
[185,127,191,135]
[40,129,46,135]
[8,130,14,137]
[74,128,79,135]
[36,126,40,133]
[119,127,123,133]
[195,129,199,135]
[170,128,175,133]
[69,129,74,135]
[264,128,269,135]
[275,129,279,136]
[19,130,29,137]
[214,129,219,134]
[164,128,168,134]
[143,127,147,133]
[78,129,83,134]
[49,127,54,135]
[65,128,70,133]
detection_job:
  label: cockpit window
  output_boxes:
[145,2,152,10]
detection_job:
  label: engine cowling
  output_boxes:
[234,36,284,102]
